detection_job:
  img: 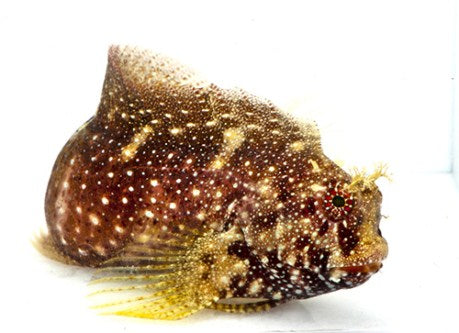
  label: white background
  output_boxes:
[0,1,458,332]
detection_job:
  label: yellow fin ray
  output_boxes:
[121,246,187,257]
[88,279,178,297]
[88,229,231,320]
[109,292,193,318]
[89,224,252,320]
[96,263,176,273]
[91,286,182,309]
[102,255,182,265]
[89,273,176,285]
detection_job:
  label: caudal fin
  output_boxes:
[31,228,77,266]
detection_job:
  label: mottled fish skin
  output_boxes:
[41,46,388,319]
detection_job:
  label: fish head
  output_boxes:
[241,162,389,298]
[323,165,389,286]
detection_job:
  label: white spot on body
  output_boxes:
[311,183,326,192]
[249,280,261,295]
[89,214,100,225]
[272,292,283,300]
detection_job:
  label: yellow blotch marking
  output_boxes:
[223,128,245,150]
[308,159,320,172]
[290,141,305,152]
[94,245,106,256]
[286,254,297,266]
[121,125,153,162]
[210,157,225,169]
[310,183,326,192]
[248,279,261,295]
[210,127,245,170]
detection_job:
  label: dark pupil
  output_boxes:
[332,195,345,207]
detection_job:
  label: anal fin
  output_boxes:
[208,300,280,313]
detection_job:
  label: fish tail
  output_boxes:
[31,228,77,266]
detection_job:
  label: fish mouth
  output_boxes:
[331,262,383,275]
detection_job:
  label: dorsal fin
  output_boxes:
[94,45,321,152]
[108,45,207,91]
[96,45,209,123]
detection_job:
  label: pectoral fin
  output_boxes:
[89,226,248,320]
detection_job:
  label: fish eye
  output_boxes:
[323,183,355,221]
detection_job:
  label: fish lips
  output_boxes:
[331,262,383,275]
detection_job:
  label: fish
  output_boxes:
[36,45,389,320]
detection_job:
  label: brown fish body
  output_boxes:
[41,46,388,319]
